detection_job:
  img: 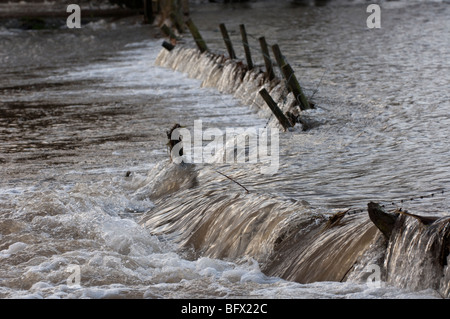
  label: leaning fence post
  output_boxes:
[259,36,275,81]
[259,88,292,130]
[271,44,287,72]
[281,63,311,111]
[219,23,236,60]
[186,18,208,53]
[239,24,253,70]
[161,24,178,42]
[152,0,159,13]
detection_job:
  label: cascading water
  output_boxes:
[139,158,450,297]
[1,0,449,300]
[147,16,450,296]
[383,215,450,295]
[155,47,297,131]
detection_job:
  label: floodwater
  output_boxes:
[0,0,449,299]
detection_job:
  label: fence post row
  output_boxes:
[160,19,314,129]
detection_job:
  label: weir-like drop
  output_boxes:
[145,45,450,297]
[139,162,378,280]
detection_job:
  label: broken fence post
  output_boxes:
[186,18,208,53]
[239,24,253,70]
[259,36,275,81]
[281,63,311,111]
[161,24,178,42]
[162,40,175,51]
[219,23,236,60]
[259,88,292,130]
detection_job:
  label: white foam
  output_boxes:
[0,242,28,259]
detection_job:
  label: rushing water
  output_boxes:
[0,0,449,299]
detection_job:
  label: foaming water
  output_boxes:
[384,215,450,295]
[1,1,449,299]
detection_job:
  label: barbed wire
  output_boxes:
[343,188,448,216]
[380,189,447,211]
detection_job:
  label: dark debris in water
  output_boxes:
[286,111,325,131]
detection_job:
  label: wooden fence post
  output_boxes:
[161,24,178,42]
[271,44,287,71]
[259,36,275,81]
[170,12,185,33]
[143,0,154,24]
[219,23,236,59]
[186,18,208,53]
[259,88,292,130]
[281,63,311,110]
[162,40,175,51]
[239,24,253,70]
